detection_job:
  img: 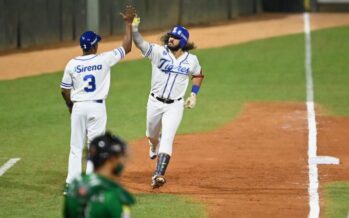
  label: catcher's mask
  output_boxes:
[168,25,189,48]
[80,31,101,52]
[89,132,127,169]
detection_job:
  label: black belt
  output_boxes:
[74,100,104,103]
[151,93,182,104]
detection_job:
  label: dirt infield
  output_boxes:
[123,103,310,217]
[3,13,349,217]
[122,103,349,217]
[1,13,349,80]
[317,113,349,209]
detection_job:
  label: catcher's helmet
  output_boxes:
[168,25,189,48]
[80,31,101,52]
[89,132,127,169]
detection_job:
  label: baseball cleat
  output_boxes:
[149,146,158,160]
[151,175,166,189]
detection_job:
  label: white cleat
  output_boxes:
[149,146,158,160]
[148,136,160,160]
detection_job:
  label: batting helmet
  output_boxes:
[80,31,101,52]
[168,25,189,48]
[89,132,127,169]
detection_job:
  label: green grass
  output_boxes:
[133,194,206,218]
[0,26,348,217]
[323,183,349,218]
[312,26,349,115]
[311,26,349,218]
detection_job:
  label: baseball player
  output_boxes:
[132,17,205,188]
[64,132,135,218]
[60,6,135,194]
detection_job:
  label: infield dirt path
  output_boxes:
[122,104,349,218]
[3,13,349,217]
[1,13,349,80]
[122,103,310,217]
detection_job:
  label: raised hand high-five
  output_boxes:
[132,16,141,32]
[120,5,136,54]
[120,5,136,24]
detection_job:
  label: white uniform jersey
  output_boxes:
[143,44,201,100]
[60,47,125,102]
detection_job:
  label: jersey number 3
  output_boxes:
[83,74,96,92]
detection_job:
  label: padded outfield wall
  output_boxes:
[0,0,261,51]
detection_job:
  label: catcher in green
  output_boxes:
[63,132,135,218]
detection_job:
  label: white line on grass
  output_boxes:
[304,13,320,218]
[304,13,340,218]
[0,158,20,176]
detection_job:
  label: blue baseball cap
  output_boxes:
[80,31,101,51]
[168,25,189,48]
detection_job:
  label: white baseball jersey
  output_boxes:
[60,47,125,101]
[143,44,201,100]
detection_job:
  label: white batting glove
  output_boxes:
[132,16,140,32]
[185,93,197,109]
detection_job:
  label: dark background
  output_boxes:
[0,0,346,51]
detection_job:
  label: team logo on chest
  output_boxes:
[158,58,189,75]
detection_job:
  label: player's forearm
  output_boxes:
[122,23,132,54]
[132,30,149,54]
[61,88,73,111]
[191,74,205,95]
[192,77,203,87]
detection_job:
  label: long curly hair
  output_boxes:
[160,33,196,51]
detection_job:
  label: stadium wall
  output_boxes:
[0,0,261,51]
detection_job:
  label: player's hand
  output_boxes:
[66,102,73,114]
[120,5,136,24]
[185,93,197,109]
[132,16,141,32]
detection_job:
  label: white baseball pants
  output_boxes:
[66,101,106,183]
[146,96,184,156]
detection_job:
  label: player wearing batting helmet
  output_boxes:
[60,5,135,194]
[132,17,205,189]
[63,132,135,218]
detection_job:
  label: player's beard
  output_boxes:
[167,43,180,52]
